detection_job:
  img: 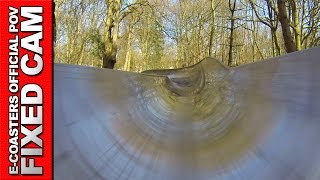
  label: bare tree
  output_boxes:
[249,0,281,56]
[54,0,319,71]
[228,0,237,66]
[209,0,217,56]
[288,0,301,50]
[277,0,297,52]
[103,0,122,69]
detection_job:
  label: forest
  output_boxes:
[54,0,320,72]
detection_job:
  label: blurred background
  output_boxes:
[53,0,320,71]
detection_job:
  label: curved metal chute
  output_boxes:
[54,47,320,180]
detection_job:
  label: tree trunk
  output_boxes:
[123,24,134,71]
[209,0,215,56]
[103,55,116,69]
[228,0,236,66]
[251,6,257,62]
[289,0,301,50]
[277,0,297,53]
[271,28,281,55]
[103,0,121,69]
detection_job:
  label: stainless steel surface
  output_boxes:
[54,47,320,180]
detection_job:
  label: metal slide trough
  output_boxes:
[54,47,320,180]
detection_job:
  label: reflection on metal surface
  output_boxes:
[54,47,320,180]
